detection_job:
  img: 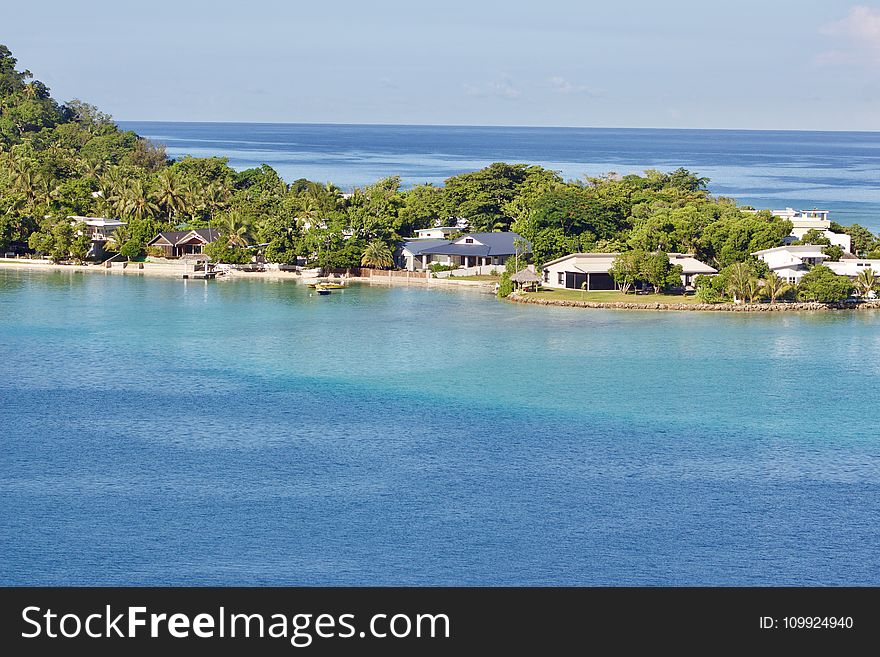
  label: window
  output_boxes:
[464,238,473,243]
[558,272,564,285]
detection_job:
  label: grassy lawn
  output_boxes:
[519,288,712,304]
[447,274,501,282]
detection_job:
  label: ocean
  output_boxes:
[121,122,880,233]
[1,269,878,585]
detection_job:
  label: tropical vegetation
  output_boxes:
[1,44,877,305]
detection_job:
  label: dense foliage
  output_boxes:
[2,43,878,299]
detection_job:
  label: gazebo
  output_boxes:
[511,265,541,291]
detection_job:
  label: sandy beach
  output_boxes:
[0,259,496,291]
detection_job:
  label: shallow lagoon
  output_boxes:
[1,269,878,584]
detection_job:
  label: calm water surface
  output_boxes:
[1,269,879,584]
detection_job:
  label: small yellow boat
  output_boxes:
[317,282,346,289]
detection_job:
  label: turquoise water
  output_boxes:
[121,122,880,232]
[1,269,879,584]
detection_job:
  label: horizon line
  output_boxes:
[113,119,880,135]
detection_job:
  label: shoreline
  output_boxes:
[3,260,876,309]
[0,259,496,291]
[508,291,880,312]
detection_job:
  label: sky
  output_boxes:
[3,0,880,130]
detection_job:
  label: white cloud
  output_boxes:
[817,5,880,65]
[464,75,521,100]
[549,76,574,93]
[548,76,596,96]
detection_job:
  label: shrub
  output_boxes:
[695,286,722,303]
[797,265,854,302]
[428,263,458,273]
[119,239,145,261]
[204,240,251,264]
[496,272,514,298]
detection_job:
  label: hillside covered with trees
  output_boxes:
[2,44,878,282]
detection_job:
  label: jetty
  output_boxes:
[181,254,218,280]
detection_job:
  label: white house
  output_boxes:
[824,259,880,278]
[541,253,717,290]
[752,245,829,284]
[413,227,459,240]
[744,207,851,252]
[68,216,127,259]
[69,216,127,241]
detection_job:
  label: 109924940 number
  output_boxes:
[783,617,853,629]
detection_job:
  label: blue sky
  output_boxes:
[3,0,880,129]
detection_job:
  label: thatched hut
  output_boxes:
[511,265,541,291]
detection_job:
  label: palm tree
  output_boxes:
[760,272,790,303]
[361,240,394,269]
[744,277,762,304]
[98,167,128,216]
[726,262,752,303]
[202,181,230,221]
[155,170,187,223]
[120,179,160,222]
[105,226,132,252]
[855,268,877,297]
[219,213,253,247]
[11,169,52,213]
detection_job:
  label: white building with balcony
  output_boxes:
[68,216,127,259]
[752,245,829,284]
[745,208,852,253]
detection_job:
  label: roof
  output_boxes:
[419,231,530,257]
[668,253,718,274]
[543,252,717,275]
[543,253,619,273]
[148,228,221,246]
[511,267,541,283]
[68,216,126,227]
[752,245,830,257]
[182,253,211,261]
[400,239,451,256]
[415,226,458,234]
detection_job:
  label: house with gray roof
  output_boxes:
[147,228,221,258]
[542,252,717,290]
[399,232,531,271]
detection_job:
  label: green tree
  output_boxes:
[609,250,644,293]
[793,228,831,246]
[744,277,762,303]
[843,224,876,256]
[797,265,854,302]
[204,239,250,264]
[822,244,844,262]
[360,240,394,269]
[760,272,790,303]
[725,262,753,302]
[639,251,681,293]
[118,239,144,261]
[218,212,253,247]
[855,268,877,297]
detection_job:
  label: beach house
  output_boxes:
[400,232,530,271]
[745,207,852,252]
[752,245,829,284]
[68,216,127,259]
[541,253,717,290]
[824,258,880,279]
[147,228,221,258]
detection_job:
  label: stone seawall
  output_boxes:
[508,293,880,312]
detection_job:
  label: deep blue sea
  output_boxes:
[121,122,880,233]
[1,269,878,585]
